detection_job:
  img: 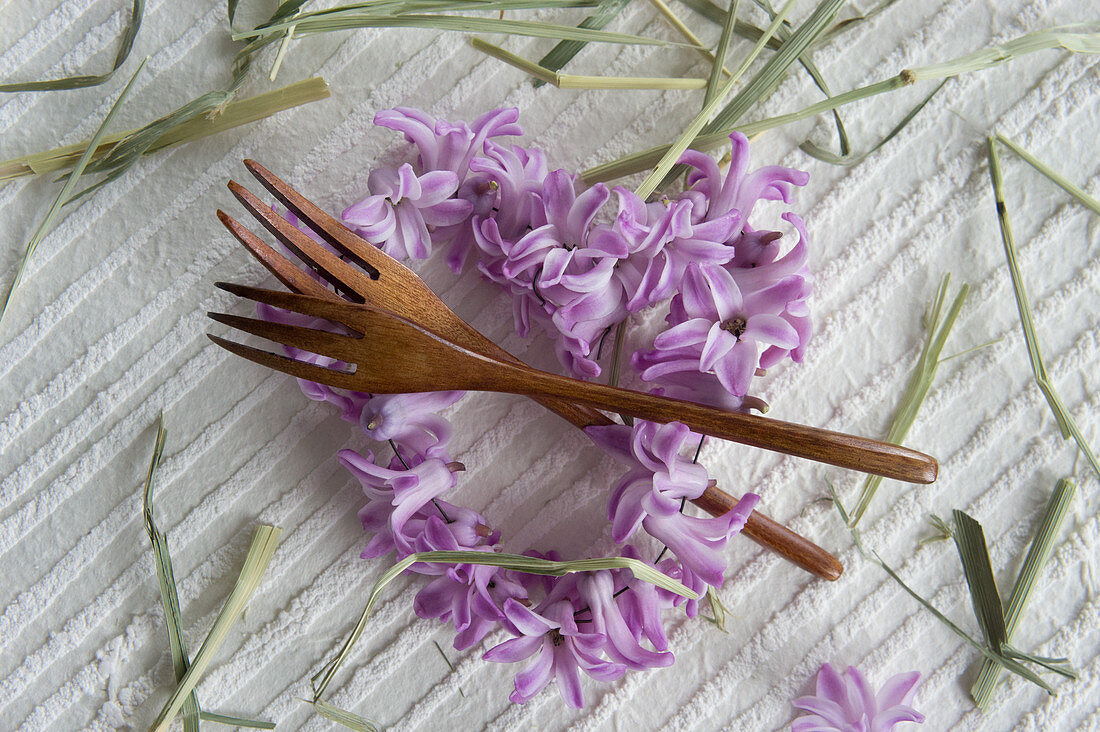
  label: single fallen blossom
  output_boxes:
[792,663,924,732]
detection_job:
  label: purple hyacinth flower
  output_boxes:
[616,544,672,651]
[411,515,527,649]
[678,132,809,228]
[576,569,673,670]
[586,420,710,543]
[372,108,525,272]
[339,447,461,555]
[586,420,758,587]
[634,261,807,397]
[342,163,473,260]
[360,391,465,457]
[374,106,522,181]
[793,663,924,732]
[612,188,740,312]
[469,140,549,241]
[484,598,625,709]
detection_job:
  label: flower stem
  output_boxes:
[607,318,629,388]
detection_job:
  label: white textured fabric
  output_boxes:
[2,1,1098,730]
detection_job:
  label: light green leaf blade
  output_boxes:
[0,0,144,92]
[235,12,689,47]
[986,137,1100,479]
[994,133,1100,216]
[971,479,1077,708]
[951,510,1008,653]
[311,550,696,700]
[0,58,147,330]
[199,710,277,728]
[309,699,380,731]
[848,274,968,527]
[150,525,282,732]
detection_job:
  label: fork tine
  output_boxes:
[213,281,371,328]
[227,179,368,303]
[207,311,363,364]
[216,209,332,299]
[213,280,387,341]
[242,159,385,277]
[207,334,363,390]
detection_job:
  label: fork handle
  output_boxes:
[510,369,937,484]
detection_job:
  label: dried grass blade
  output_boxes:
[986,137,1100,479]
[994,134,1100,216]
[860,541,1054,693]
[582,74,909,183]
[534,0,632,85]
[584,25,1099,183]
[309,699,380,731]
[472,38,706,88]
[703,587,730,632]
[847,274,968,527]
[647,0,732,76]
[704,0,739,106]
[910,25,1099,81]
[311,550,695,700]
[0,59,145,330]
[951,510,1007,652]
[657,0,847,189]
[972,479,1077,708]
[198,711,276,729]
[234,12,687,47]
[150,525,282,732]
[702,0,845,135]
[140,419,200,732]
[0,0,144,92]
[633,0,792,198]
[801,78,945,165]
[0,77,329,183]
[472,38,561,83]
[752,0,851,161]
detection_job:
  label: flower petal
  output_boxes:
[744,313,800,348]
[875,671,921,710]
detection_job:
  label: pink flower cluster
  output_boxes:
[261,106,815,708]
[342,107,813,396]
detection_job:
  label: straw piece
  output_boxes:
[0,77,330,183]
[0,59,146,329]
[149,525,282,732]
[971,479,1077,709]
[848,274,968,527]
[986,137,1100,479]
[0,0,144,92]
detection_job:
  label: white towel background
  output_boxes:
[1,0,1098,729]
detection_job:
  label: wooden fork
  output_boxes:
[209,281,936,483]
[216,162,851,582]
